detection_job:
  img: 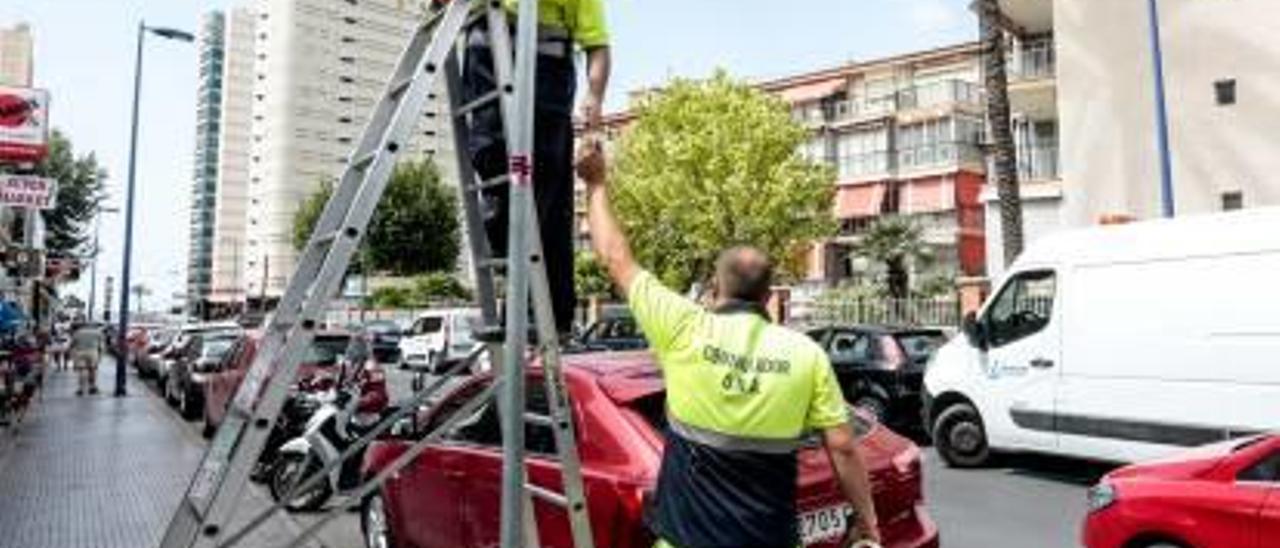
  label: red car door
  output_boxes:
[385,446,465,548]
[1247,449,1280,548]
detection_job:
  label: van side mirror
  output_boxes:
[962,312,988,351]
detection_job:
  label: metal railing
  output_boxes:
[829,79,982,124]
[1018,144,1060,180]
[1011,39,1055,80]
[836,151,892,178]
[794,295,962,327]
[897,142,983,171]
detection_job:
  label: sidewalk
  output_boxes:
[0,360,333,548]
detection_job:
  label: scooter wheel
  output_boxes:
[270,453,333,512]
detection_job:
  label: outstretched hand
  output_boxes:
[575,137,607,187]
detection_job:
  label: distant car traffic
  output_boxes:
[363,320,403,364]
[166,330,243,420]
[575,315,647,352]
[361,352,939,548]
[398,308,481,372]
[807,325,947,430]
[1083,434,1280,548]
[155,322,242,389]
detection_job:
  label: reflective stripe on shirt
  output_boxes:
[668,414,804,455]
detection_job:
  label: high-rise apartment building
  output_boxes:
[589,43,987,293]
[187,12,227,313]
[0,23,33,86]
[986,0,1280,274]
[208,7,258,309]
[244,0,454,302]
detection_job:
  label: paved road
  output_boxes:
[155,365,1106,548]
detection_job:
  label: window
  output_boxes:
[1222,191,1244,211]
[433,378,563,456]
[1239,451,1280,482]
[1214,79,1237,106]
[984,270,1056,347]
[829,331,872,363]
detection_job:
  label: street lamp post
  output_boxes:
[87,205,119,322]
[1147,0,1176,217]
[115,20,193,398]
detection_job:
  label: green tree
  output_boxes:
[367,286,413,309]
[574,251,615,300]
[851,217,937,299]
[609,72,836,291]
[1,131,107,258]
[410,272,471,303]
[292,159,459,276]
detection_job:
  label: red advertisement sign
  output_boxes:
[0,87,50,163]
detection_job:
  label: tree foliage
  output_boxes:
[293,159,459,276]
[574,251,615,300]
[609,72,836,291]
[849,217,938,299]
[1,131,107,258]
[365,272,471,309]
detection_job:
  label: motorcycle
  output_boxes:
[268,365,391,511]
[249,392,320,483]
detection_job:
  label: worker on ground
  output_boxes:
[575,143,882,547]
[462,0,611,335]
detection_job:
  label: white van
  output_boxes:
[924,208,1280,467]
[398,308,481,372]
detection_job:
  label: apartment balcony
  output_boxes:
[828,80,982,127]
[998,0,1053,34]
[1007,38,1057,119]
[1017,144,1060,181]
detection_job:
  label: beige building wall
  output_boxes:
[0,23,33,87]
[245,0,455,299]
[210,8,257,303]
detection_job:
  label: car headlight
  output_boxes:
[1086,483,1117,513]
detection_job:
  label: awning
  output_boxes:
[775,78,845,104]
[834,183,885,218]
[902,178,955,213]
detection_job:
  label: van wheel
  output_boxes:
[933,403,990,468]
[853,396,889,424]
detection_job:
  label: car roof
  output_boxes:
[562,351,663,403]
[813,324,946,336]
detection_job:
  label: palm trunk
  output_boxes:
[979,0,1025,266]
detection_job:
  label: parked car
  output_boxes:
[575,315,647,352]
[361,352,939,548]
[364,320,403,364]
[156,322,242,388]
[808,325,946,431]
[1083,434,1280,548]
[166,330,243,420]
[203,330,389,435]
[136,327,176,379]
[925,209,1280,468]
[398,308,481,372]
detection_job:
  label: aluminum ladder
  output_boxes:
[158,1,595,547]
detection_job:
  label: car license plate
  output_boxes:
[799,504,851,545]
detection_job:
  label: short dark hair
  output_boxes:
[714,246,774,303]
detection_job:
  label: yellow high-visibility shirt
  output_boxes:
[502,0,610,48]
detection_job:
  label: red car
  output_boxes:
[361,352,939,548]
[1084,434,1280,548]
[202,330,389,433]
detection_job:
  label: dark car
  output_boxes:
[166,330,243,420]
[363,320,403,364]
[575,315,647,352]
[361,353,939,548]
[808,325,948,431]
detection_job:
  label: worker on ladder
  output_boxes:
[463,0,611,335]
[576,144,883,548]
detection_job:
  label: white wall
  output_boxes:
[984,187,1063,279]
[211,7,256,303]
[1055,0,1280,225]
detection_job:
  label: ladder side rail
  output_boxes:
[211,347,484,548]
[526,226,596,548]
[499,0,541,544]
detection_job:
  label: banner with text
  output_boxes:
[0,174,58,209]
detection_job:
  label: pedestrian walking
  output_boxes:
[576,143,883,548]
[462,0,611,335]
[69,322,105,396]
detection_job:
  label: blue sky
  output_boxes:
[0,0,973,313]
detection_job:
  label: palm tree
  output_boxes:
[979,0,1026,266]
[853,217,936,300]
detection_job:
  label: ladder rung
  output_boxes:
[524,483,568,507]
[351,151,378,171]
[455,89,501,117]
[523,412,553,427]
[474,325,504,343]
[478,257,508,270]
[465,174,509,192]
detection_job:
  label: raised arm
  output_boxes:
[821,423,882,546]
[575,140,639,293]
[581,47,611,131]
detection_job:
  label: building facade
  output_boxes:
[0,23,33,86]
[987,0,1280,275]
[187,12,227,314]
[208,7,258,310]
[244,0,455,302]
[588,43,987,293]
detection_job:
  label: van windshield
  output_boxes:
[416,317,444,334]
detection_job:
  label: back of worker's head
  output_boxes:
[713,246,774,305]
